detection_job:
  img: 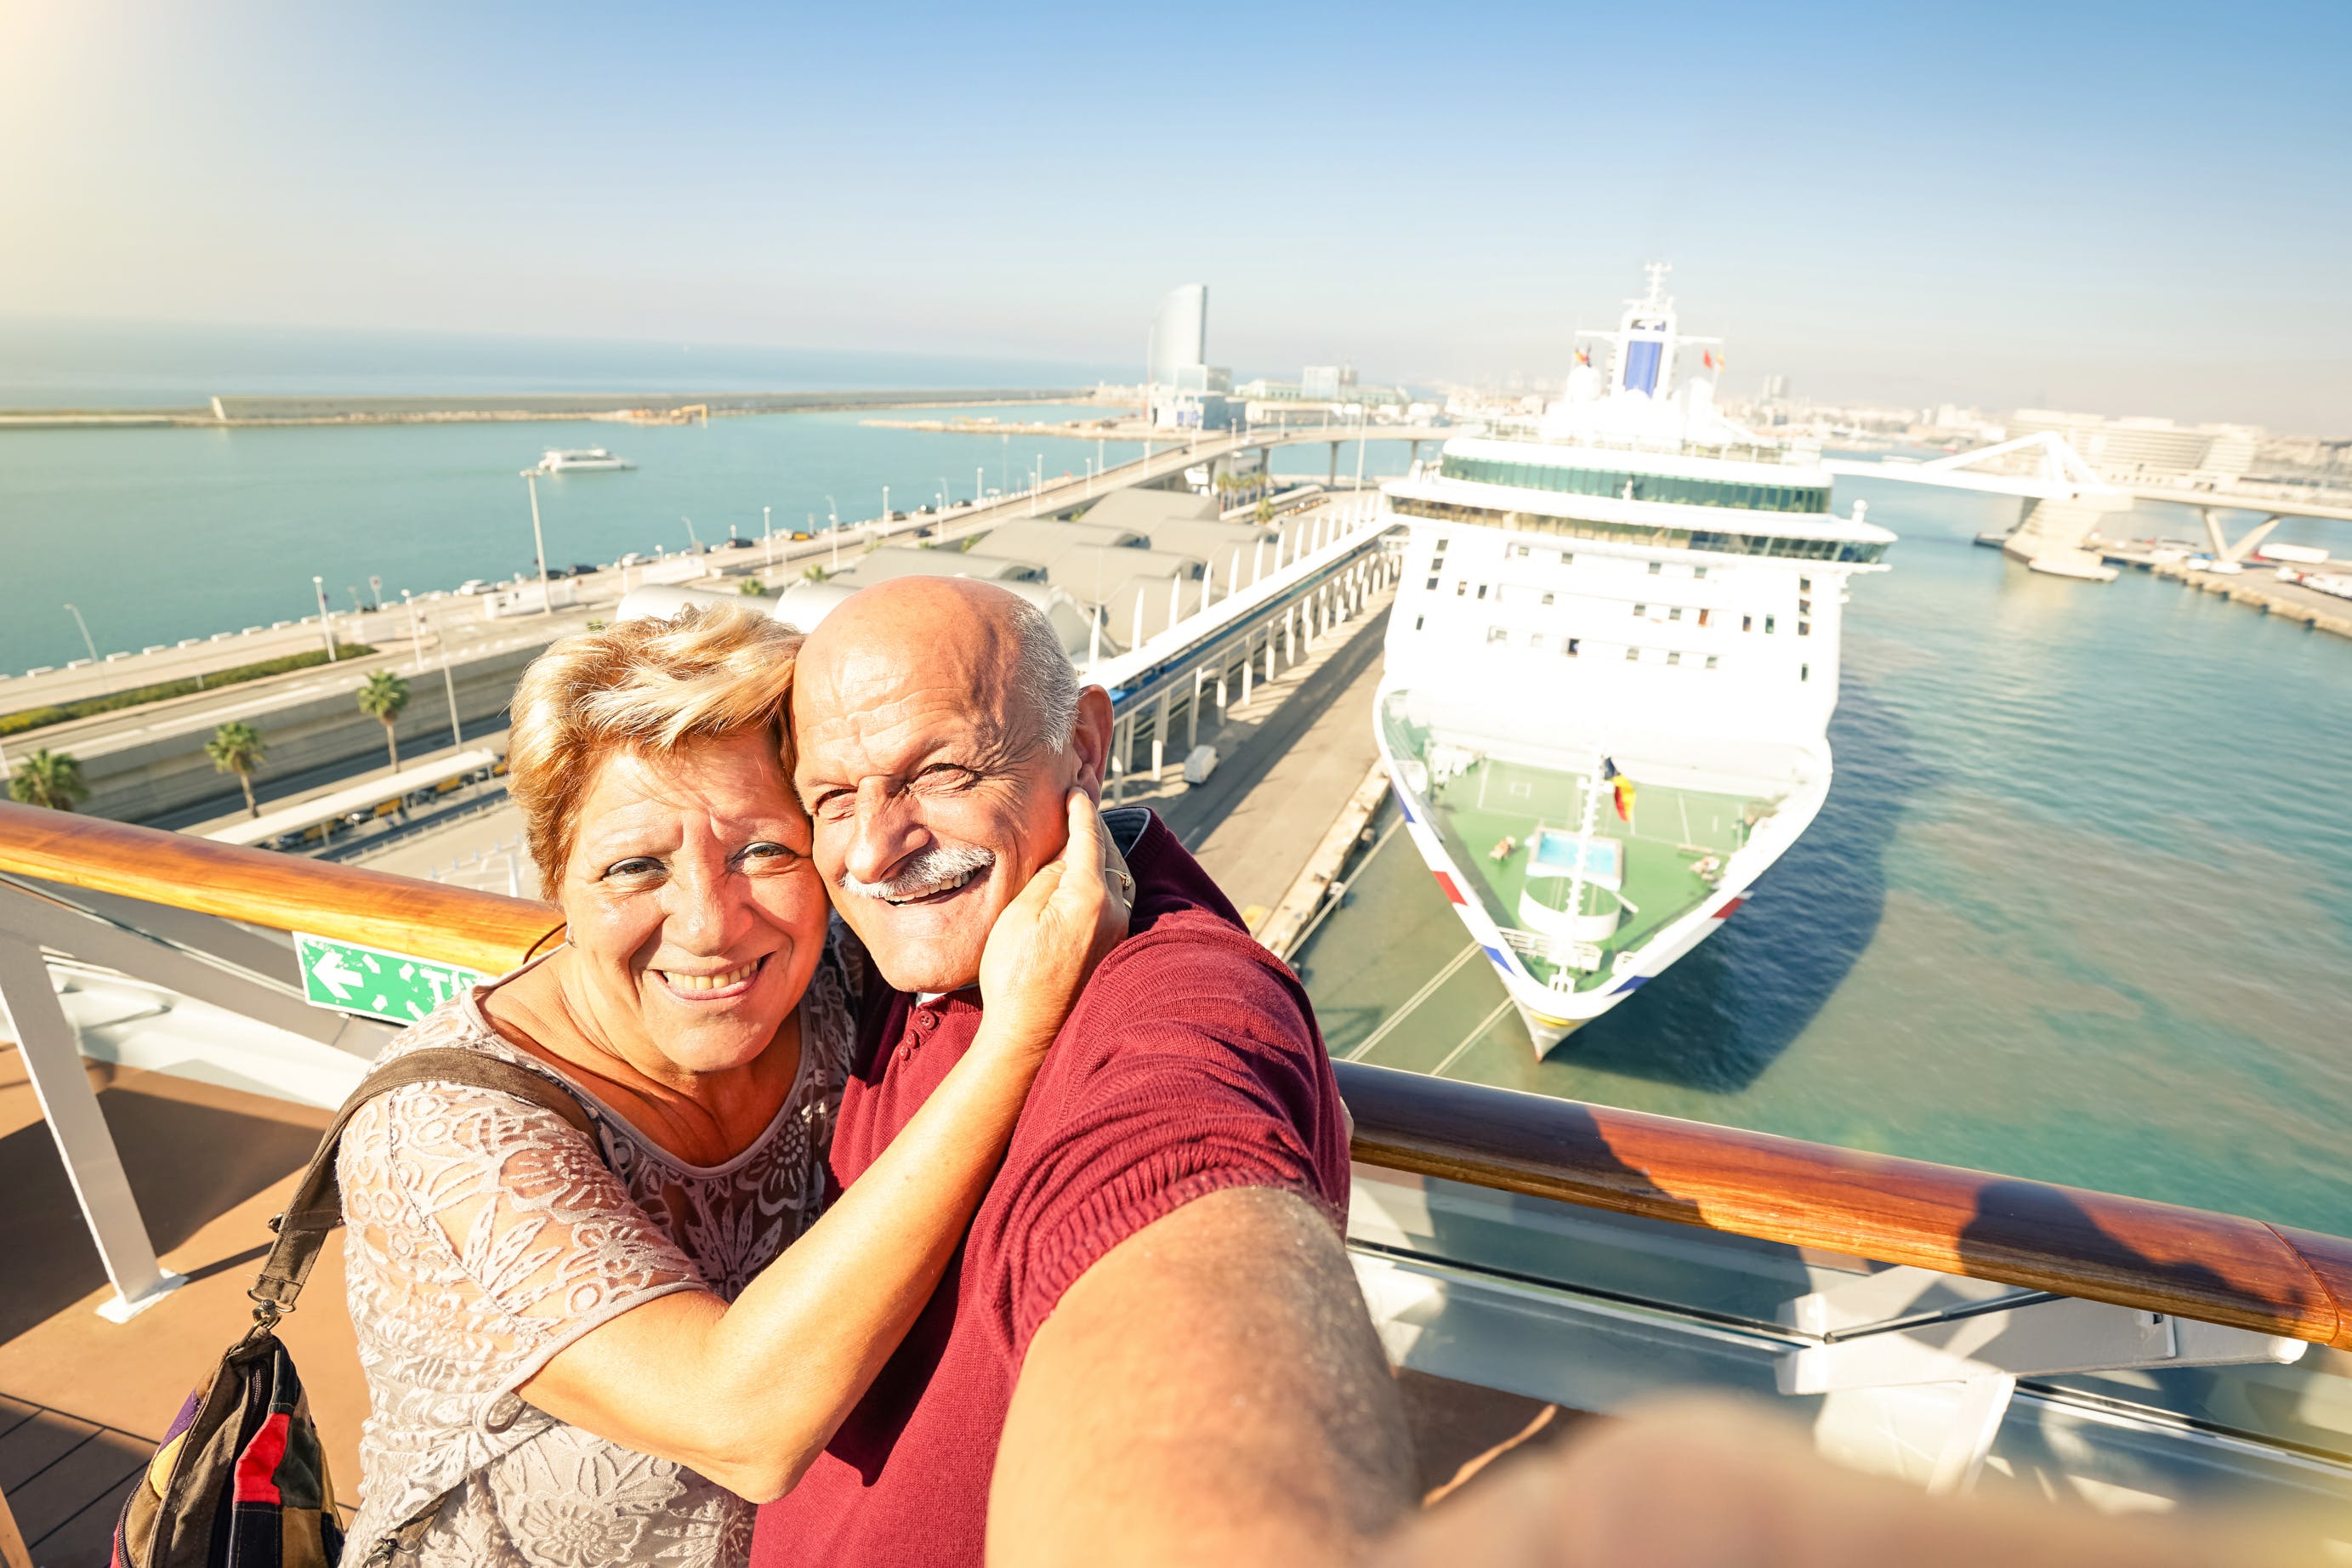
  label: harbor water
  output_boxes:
[0,402,1405,679]
[3,406,2347,1235]
[1296,476,2352,1236]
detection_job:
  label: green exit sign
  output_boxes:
[294,933,488,1022]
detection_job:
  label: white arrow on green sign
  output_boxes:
[294,933,489,1022]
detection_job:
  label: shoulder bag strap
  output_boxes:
[244,1047,596,1327]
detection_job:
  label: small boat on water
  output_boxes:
[531,447,635,474]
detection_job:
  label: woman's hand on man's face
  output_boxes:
[975,789,1132,1056]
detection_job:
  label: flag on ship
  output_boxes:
[1574,347,1590,366]
[1702,349,1715,371]
[1601,758,1635,821]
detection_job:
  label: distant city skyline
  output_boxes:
[4,1,2347,431]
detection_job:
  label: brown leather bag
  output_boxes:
[111,1048,594,1568]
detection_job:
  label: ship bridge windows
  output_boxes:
[1437,454,1835,514]
[1394,496,1887,563]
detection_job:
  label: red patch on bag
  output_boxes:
[234,1412,291,1505]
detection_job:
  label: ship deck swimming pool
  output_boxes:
[1528,829,1623,883]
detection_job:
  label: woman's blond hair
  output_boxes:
[507,604,803,895]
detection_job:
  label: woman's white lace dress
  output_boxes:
[337,925,861,1566]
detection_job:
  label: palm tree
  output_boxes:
[356,669,411,772]
[206,721,268,817]
[8,748,89,812]
[1254,497,1275,526]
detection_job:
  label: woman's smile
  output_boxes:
[653,953,768,1002]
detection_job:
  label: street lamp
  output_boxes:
[681,515,702,553]
[368,574,383,611]
[61,603,97,664]
[882,486,890,531]
[401,589,425,673]
[764,505,775,571]
[310,577,338,663]
[526,474,553,615]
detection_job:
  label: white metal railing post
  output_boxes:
[0,934,185,1321]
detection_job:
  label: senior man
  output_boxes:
[753,577,1412,1566]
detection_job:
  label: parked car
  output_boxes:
[454,578,490,595]
[911,524,935,538]
[790,530,813,541]
[616,552,650,567]
[724,536,757,550]
[563,562,598,577]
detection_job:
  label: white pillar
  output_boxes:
[1190,667,1205,750]
[1154,690,1170,779]
[1130,594,1145,653]
[1228,548,1241,599]
[1253,539,1265,584]
[0,935,185,1321]
[1241,643,1253,706]
[1168,575,1183,636]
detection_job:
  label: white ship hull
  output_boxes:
[1370,269,1892,1058]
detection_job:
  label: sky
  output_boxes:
[3,0,2349,430]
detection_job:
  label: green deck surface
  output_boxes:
[1417,756,1764,991]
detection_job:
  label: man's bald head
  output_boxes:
[790,577,1112,994]
[798,578,1077,758]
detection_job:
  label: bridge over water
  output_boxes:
[1825,435,2352,579]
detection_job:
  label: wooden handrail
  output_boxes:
[1338,1061,2352,1349]
[5,800,2348,1348]
[0,802,562,975]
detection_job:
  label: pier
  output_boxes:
[2134,556,2352,639]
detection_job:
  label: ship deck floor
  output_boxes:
[1423,758,1755,988]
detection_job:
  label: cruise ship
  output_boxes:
[1375,267,1895,1054]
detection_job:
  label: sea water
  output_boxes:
[0,400,1405,678]
[1293,476,2352,1235]
[5,392,2345,1230]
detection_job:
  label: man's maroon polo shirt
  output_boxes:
[750,807,1350,1566]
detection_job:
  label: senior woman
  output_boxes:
[335,605,1124,1566]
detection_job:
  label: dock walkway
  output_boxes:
[2144,560,2352,639]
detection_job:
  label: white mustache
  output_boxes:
[838,844,996,903]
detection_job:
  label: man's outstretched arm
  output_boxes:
[987,1185,1415,1568]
